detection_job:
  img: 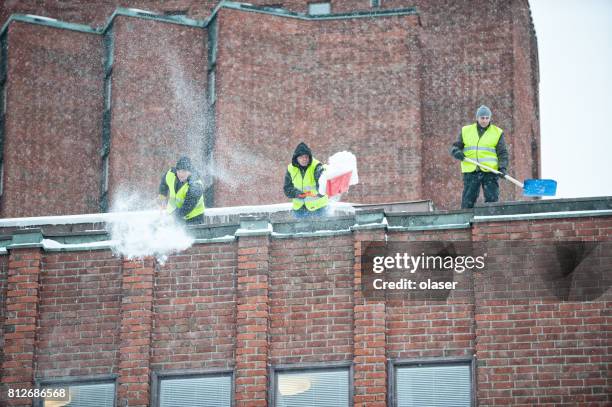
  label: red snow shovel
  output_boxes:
[326,171,353,197]
[464,158,557,197]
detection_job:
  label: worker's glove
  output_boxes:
[298,191,317,198]
[453,151,465,160]
[497,168,507,178]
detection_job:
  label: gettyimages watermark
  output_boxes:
[360,240,611,301]
[361,241,475,300]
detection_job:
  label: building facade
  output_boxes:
[0,0,539,217]
[0,197,610,406]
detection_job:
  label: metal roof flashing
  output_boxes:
[0,198,611,254]
[1,2,419,36]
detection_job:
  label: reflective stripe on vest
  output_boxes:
[165,170,206,219]
[460,123,503,173]
[288,159,329,211]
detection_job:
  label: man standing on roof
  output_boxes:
[450,105,509,209]
[284,142,329,218]
[158,156,205,224]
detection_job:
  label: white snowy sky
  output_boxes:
[529,0,612,198]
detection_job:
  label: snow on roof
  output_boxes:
[41,238,116,251]
[0,202,356,228]
[473,209,612,221]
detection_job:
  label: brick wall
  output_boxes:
[472,217,612,406]
[386,228,475,362]
[1,248,42,406]
[1,22,103,218]
[269,236,354,365]
[215,9,422,206]
[0,1,219,28]
[108,16,209,208]
[36,251,122,378]
[0,0,540,216]
[0,255,7,371]
[0,213,610,405]
[509,1,540,182]
[151,244,236,371]
[413,0,528,208]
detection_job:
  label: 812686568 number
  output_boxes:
[7,387,69,401]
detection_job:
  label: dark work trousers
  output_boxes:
[461,171,500,209]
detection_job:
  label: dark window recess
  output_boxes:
[164,10,189,16]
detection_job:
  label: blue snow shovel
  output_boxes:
[464,157,557,197]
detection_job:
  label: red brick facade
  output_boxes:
[0,207,610,406]
[2,23,103,217]
[0,0,539,217]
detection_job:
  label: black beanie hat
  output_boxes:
[176,156,193,172]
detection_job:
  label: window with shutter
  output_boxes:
[158,374,232,407]
[395,362,472,407]
[42,381,115,407]
[274,367,350,407]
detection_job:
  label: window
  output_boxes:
[371,0,381,7]
[39,379,116,407]
[392,359,473,407]
[273,365,350,407]
[308,2,331,15]
[155,372,232,407]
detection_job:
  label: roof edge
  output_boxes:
[1,2,419,36]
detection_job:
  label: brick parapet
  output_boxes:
[472,217,612,406]
[117,257,155,407]
[353,229,386,407]
[0,248,42,406]
[235,235,270,406]
[0,209,609,405]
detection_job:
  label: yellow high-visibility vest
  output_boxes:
[165,170,205,219]
[460,123,503,173]
[288,159,329,211]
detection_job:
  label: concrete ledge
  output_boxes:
[235,216,272,237]
[272,229,352,239]
[387,223,471,232]
[0,197,611,252]
[7,228,44,249]
[386,210,473,229]
[473,196,612,217]
[473,209,612,223]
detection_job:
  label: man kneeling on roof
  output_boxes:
[158,156,205,225]
[283,142,329,218]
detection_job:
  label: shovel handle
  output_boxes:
[463,158,524,188]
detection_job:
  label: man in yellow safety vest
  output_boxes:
[450,105,509,208]
[158,156,205,224]
[284,142,329,218]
